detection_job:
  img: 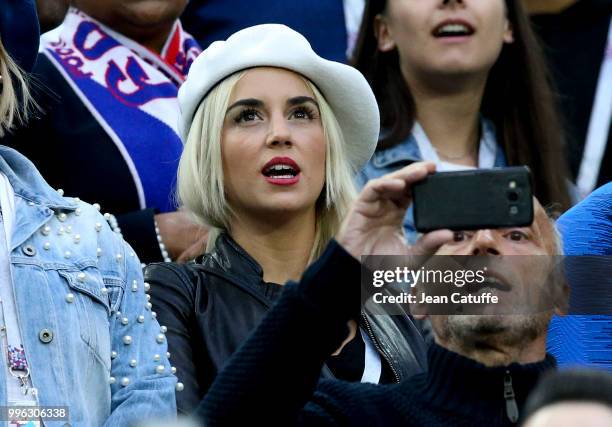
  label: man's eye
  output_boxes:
[508,231,528,241]
[453,231,465,242]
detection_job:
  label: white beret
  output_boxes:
[178,24,379,172]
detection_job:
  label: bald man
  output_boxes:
[197,162,567,427]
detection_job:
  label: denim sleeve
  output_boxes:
[354,166,371,192]
[103,234,177,426]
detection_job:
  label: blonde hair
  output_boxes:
[0,38,35,137]
[178,70,357,261]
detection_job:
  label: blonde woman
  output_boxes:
[146,24,429,414]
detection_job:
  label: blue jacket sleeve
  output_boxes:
[103,233,177,426]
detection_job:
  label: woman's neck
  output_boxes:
[409,75,486,167]
[229,210,316,285]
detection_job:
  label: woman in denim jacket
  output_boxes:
[354,0,572,242]
[0,1,176,424]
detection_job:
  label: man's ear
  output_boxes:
[374,13,396,52]
[551,259,570,316]
[554,279,570,316]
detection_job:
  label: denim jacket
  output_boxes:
[356,121,507,243]
[0,146,176,426]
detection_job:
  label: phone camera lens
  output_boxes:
[508,191,519,202]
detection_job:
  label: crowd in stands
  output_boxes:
[0,0,610,426]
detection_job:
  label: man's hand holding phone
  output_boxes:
[336,162,454,259]
[337,163,535,259]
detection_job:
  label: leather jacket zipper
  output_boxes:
[504,370,519,423]
[360,313,400,383]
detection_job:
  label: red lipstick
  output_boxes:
[261,156,301,186]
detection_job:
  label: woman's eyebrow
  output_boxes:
[226,98,263,114]
[287,96,319,108]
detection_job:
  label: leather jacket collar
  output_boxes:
[195,232,428,382]
[196,232,284,301]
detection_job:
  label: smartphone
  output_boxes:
[412,166,533,232]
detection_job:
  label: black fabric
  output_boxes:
[198,240,557,426]
[146,233,426,415]
[531,0,612,186]
[325,335,366,383]
[181,0,349,62]
[325,332,396,384]
[4,54,162,262]
[117,208,159,262]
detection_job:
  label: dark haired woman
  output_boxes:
[354,0,571,242]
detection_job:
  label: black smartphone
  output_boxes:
[412,166,533,232]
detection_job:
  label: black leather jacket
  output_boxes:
[145,233,427,414]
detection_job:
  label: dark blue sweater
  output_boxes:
[181,0,348,62]
[197,240,556,426]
